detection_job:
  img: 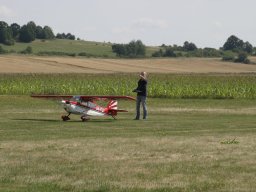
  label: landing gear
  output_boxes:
[61,113,71,121]
[81,115,90,122]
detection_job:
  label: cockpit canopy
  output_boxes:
[71,96,97,108]
[72,96,81,102]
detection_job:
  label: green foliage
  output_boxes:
[37,51,76,57]
[78,52,89,56]
[112,40,146,58]
[3,38,15,46]
[1,74,256,99]
[152,47,176,57]
[19,24,36,43]
[0,21,14,45]
[152,47,221,58]
[222,51,250,64]
[183,41,197,51]
[0,45,8,54]
[0,21,56,43]
[56,32,76,40]
[36,25,55,39]
[35,25,44,39]
[0,21,9,43]
[235,51,250,64]
[242,41,253,53]
[10,23,20,39]
[201,48,222,57]
[152,49,164,57]
[42,26,55,39]
[222,51,235,61]
[20,46,33,54]
[163,47,176,57]
[223,35,253,54]
[253,47,256,56]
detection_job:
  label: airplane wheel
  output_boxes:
[62,115,70,121]
[81,116,89,122]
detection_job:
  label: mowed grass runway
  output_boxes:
[0,96,255,192]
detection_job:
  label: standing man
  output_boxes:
[133,72,148,120]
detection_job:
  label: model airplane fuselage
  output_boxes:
[31,95,135,121]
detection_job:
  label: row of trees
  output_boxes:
[112,40,146,57]
[111,40,199,58]
[0,21,55,44]
[56,33,76,40]
[0,21,76,45]
[149,35,255,63]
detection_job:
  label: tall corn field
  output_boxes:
[0,74,256,99]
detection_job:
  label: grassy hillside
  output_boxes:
[0,39,158,57]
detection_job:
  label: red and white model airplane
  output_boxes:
[31,95,135,121]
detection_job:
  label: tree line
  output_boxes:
[111,40,146,57]
[1,20,255,63]
[0,21,76,45]
[111,35,255,63]
[150,36,254,58]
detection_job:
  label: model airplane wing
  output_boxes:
[31,94,73,99]
[31,94,135,101]
[80,95,136,101]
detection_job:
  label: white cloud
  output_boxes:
[0,5,15,17]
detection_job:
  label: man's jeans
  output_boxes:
[135,96,147,119]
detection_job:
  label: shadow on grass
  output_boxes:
[12,118,115,123]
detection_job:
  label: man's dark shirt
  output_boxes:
[136,79,147,96]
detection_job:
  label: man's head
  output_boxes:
[140,72,147,79]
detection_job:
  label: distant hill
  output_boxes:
[0,39,158,58]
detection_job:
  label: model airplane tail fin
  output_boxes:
[106,100,129,116]
[107,100,118,110]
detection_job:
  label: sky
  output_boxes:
[0,0,256,48]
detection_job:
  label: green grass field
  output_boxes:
[0,95,255,192]
[0,39,158,57]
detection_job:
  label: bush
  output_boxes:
[163,48,176,57]
[235,52,250,64]
[202,48,222,57]
[4,39,15,46]
[78,52,87,56]
[20,46,33,54]
[222,51,235,61]
[152,49,163,57]
[112,40,146,58]
[37,51,76,57]
[0,46,8,54]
